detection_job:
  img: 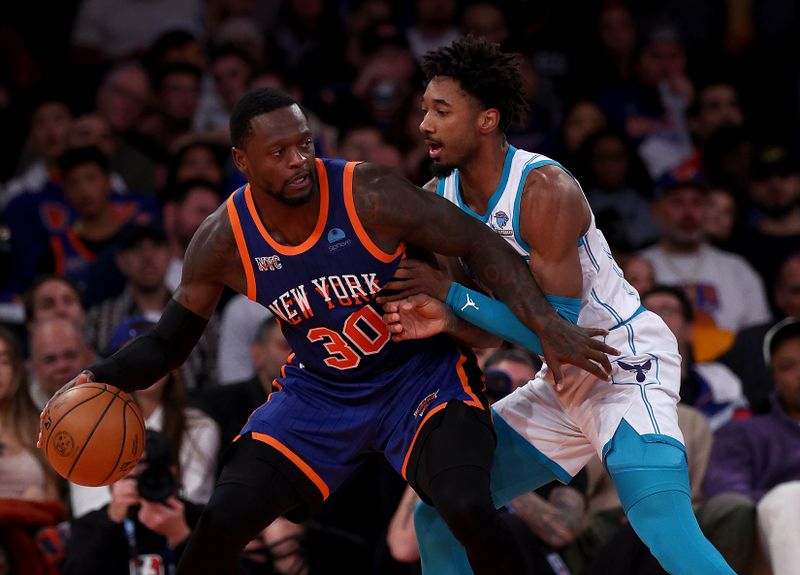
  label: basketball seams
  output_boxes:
[125,398,147,436]
[99,400,129,486]
[65,389,123,481]
[44,387,110,462]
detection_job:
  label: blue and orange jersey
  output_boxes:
[227,158,431,381]
[50,228,97,293]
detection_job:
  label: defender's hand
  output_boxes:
[538,316,619,390]
[383,294,453,342]
[377,260,451,304]
[38,371,94,448]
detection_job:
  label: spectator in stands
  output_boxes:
[70,0,204,63]
[351,24,418,131]
[683,82,745,174]
[702,124,755,204]
[42,146,146,306]
[738,146,800,301]
[137,63,202,159]
[579,129,657,252]
[2,96,72,206]
[705,187,738,250]
[28,317,93,409]
[406,0,461,61]
[70,316,219,519]
[164,141,227,195]
[94,61,158,196]
[85,222,218,391]
[198,318,287,444]
[619,254,655,295]
[642,285,749,430]
[0,326,60,500]
[641,169,771,359]
[161,179,224,292]
[720,252,800,413]
[461,1,511,47]
[24,275,86,331]
[586,3,638,92]
[215,295,273,385]
[552,100,607,170]
[705,318,800,575]
[64,430,204,575]
[506,53,559,156]
[66,113,133,195]
[597,25,694,179]
[0,326,66,575]
[210,45,256,120]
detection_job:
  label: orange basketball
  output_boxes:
[41,383,145,486]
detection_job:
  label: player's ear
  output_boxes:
[478,109,500,135]
[231,146,247,174]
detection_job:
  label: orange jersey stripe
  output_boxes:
[226,194,257,301]
[51,237,65,277]
[400,402,448,480]
[342,162,405,263]
[250,432,331,500]
[66,229,97,262]
[244,159,329,256]
[456,351,484,409]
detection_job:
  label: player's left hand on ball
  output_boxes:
[377,259,451,303]
[38,371,94,448]
[382,294,452,341]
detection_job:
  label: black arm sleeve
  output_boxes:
[89,299,209,393]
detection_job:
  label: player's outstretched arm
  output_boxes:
[354,163,618,384]
[84,206,236,393]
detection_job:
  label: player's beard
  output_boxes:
[272,177,315,206]
[430,161,456,178]
[272,188,314,206]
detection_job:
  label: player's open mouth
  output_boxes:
[426,141,443,159]
[287,173,311,190]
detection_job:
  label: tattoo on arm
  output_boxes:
[175,205,239,317]
[511,487,585,549]
[354,163,556,332]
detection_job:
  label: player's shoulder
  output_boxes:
[522,162,580,197]
[183,200,237,277]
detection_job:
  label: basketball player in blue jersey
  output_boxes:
[39,87,620,575]
[379,37,735,575]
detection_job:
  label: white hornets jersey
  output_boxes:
[436,145,644,335]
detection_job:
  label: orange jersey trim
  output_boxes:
[342,162,405,263]
[226,194,257,301]
[66,229,97,262]
[250,432,331,500]
[401,402,448,480]
[50,237,65,276]
[243,159,329,256]
[456,351,483,409]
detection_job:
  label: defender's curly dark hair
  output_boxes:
[422,35,529,132]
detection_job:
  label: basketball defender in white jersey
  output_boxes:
[379,36,734,575]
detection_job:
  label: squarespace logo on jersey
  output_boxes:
[327,227,352,253]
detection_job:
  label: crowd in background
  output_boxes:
[0,0,799,574]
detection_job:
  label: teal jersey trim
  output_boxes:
[455,145,516,222]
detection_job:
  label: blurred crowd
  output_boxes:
[0,1,798,574]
